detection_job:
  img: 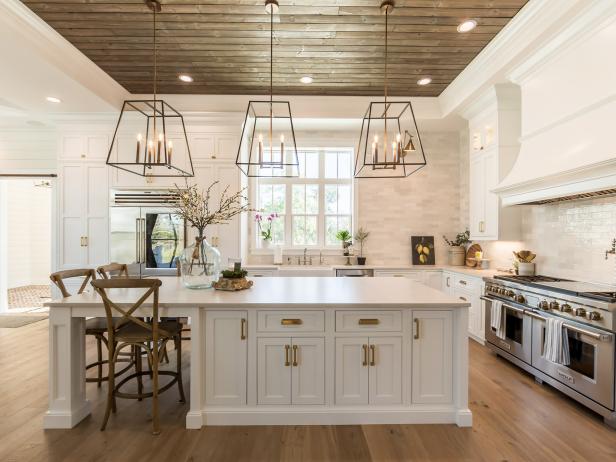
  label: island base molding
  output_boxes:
[187,407,473,428]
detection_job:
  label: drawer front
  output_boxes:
[374,270,424,282]
[453,273,479,292]
[335,311,402,332]
[247,270,276,278]
[257,310,325,332]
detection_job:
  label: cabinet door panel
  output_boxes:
[61,217,84,268]
[483,150,499,239]
[257,337,291,405]
[368,337,402,405]
[291,338,325,405]
[62,136,84,159]
[190,134,215,160]
[87,135,109,160]
[215,134,239,160]
[205,311,248,405]
[87,217,108,266]
[335,337,369,405]
[469,154,484,239]
[412,311,453,404]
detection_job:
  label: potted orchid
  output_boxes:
[255,212,279,249]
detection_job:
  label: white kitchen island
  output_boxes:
[44,277,472,429]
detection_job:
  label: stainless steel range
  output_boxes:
[482,274,616,428]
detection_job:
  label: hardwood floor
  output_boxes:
[1,320,615,462]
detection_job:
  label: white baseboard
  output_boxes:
[197,406,471,427]
[42,401,91,429]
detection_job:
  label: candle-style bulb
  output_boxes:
[137,133,142,142]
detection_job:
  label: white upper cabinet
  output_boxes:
[60,134,109,161]
[464,84,522,241]
[190,133,239,161]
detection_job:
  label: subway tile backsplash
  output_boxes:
[521,196,616,286]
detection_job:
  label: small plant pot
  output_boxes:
[357,257,367,266]
[518,262,535,276]
[448,246,465,266]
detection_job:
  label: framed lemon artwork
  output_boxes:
[411,236,436,265]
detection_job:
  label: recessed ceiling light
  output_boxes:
[457,19,477,33]
[46,96,61,103]
[178,74,194,83]
[417,77,432,86]
[300,76,313,84]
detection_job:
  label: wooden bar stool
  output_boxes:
[96,262,129,279]
[49,269,133,387]
[91,278,186,435]
[98,262,170,363]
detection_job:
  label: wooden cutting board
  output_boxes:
[466,244,483,267]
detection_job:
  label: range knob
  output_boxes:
[516,294,526,304]
[506,290,515,297]
[575,308,587,317]
[538,300,549,310]
[549,301,560,311]
[588,311,602,321]
[560,303,572,313]
[499,288,507,295]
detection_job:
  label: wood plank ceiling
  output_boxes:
[22,0,528,97]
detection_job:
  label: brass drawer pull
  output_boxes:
[292,345,298,367]
[284,344,290,366]
[459,280,467,285]
[240,318,247,340]
[459,296,467,301]
[362,344,368,366]
[358,318,380,325]
[369,345,376,366]
[281,318,303,326]
[414,318,420,340]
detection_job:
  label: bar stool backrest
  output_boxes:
[50,268,96,297]
[97,263,129,280]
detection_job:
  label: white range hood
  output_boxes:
[493,97,616,206]
[492,4,616,206]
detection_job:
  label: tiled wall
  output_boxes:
[356,131,465,266]
[521,197,616,286]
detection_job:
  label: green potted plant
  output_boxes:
[354,227,370,265]
[442,230,471,266]
[336,230,352,257]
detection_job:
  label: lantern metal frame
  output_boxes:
[354,0,427,179]
[106,99,194,178]
[105,0,194,178]
[235,0,300,178]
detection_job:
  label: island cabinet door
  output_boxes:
[205,311,248,405]
[335,338,369,405]
[291,338,325,405]
[257,338,292,405]
[411,311,453,404]
[368,337,402,405]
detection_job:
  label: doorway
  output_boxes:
[0,178,53,313]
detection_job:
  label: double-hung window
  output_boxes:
[254,147,353,249]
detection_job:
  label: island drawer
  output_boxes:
[453,274,479,292]
[257,311,325,332]
[335,311,402,332]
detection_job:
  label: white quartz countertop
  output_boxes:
[46,276,471,309]
[243,264,508,279]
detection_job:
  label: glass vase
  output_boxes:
[180,236,221,289]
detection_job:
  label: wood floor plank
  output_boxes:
[1,321,615,462]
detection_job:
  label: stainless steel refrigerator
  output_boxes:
[109,191,186,277]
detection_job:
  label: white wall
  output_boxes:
[0,128,57,173]
[3,180,52,288]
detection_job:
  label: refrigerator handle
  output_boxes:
[135,218,141,263]
[141,218,146,265]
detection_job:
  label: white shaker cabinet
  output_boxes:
[257,337,325,405]
[335,336,402,405]
[58,161,108,270]
[411,310,453,404]
[205,311,248,405]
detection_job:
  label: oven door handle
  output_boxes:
[525,310,612,342]
[481,296,526,314]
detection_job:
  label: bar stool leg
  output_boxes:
[152,344,160,435]
[96,335,103,388]
[135,345,143,401]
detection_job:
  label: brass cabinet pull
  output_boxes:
[414,318,420,340]
[459,296,467,301]
[393,274,405,278]
[240,318,247,340]
[281,318,303,326]
[292,345,298,367]
[459,280,467,285]
[358,318,380,325]
[369,345,376,366]
[284,344,290,366]
[446,276,450,287]
[362,344,368,366]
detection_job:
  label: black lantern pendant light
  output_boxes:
[354,0,427,179]
[106,0,194,178]
[236,0,300,178]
